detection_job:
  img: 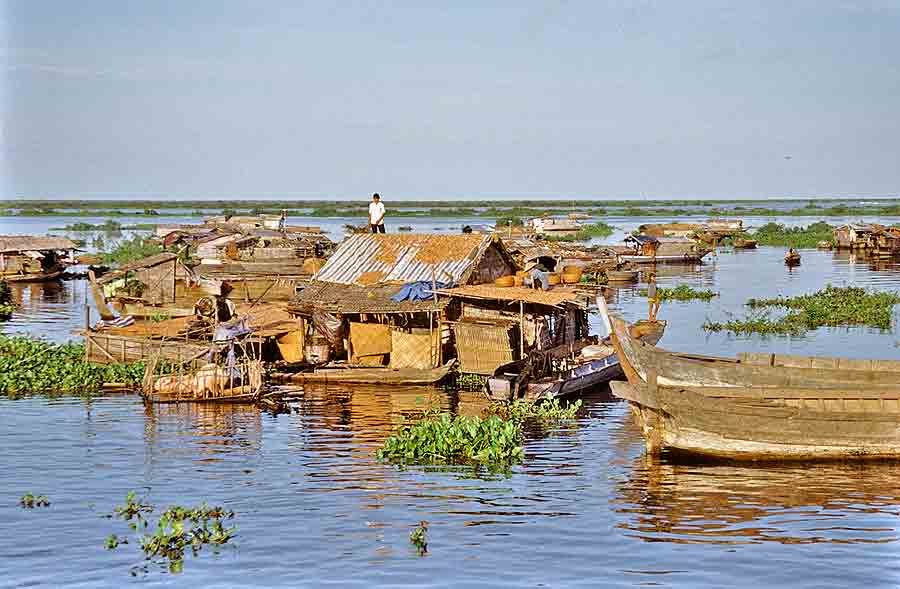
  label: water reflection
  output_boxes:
[616,455,900,546]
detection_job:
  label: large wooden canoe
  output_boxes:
[611,379,900,460]
[608,314,900,389]
[607,313,900,460]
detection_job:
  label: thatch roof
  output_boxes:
[435,285,588,309]
[290,280,447,315]
[0,236,78,253]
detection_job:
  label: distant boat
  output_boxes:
[733,238,757,249]
[784,251,801,266]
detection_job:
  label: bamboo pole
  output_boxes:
[519,300,525,360]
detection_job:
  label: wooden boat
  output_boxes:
[607,314,900,389]
[611,379,900,460]
[606,269,639,282]
[486,320,666,401]
[784,251,801,265]
[817,240,833,250]
[272,360,456,385]
[733,238,757,249]
[606,313,900,460]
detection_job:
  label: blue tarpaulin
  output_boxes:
[391,281,455,303]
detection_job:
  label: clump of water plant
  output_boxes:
[492,398,582,422]
[639,284,718,302]
[101,235,165,266]
[454,372,486,391]
[109,492,236,573]
[20,493,50,508]
[704,285,900,335]
[410,521,428,556]
[751,221,835,248]
[378,410,524,465]
[545,222,615,242]
[0,336,145,395]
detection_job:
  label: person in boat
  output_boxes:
[369,193,386,233]
[647,272,660,321]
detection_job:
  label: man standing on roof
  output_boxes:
[369,193,386,233]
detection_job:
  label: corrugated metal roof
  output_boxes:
[314,234,496,286]
[0,236,78,253]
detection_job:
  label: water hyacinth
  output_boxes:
[704,285,900,335]
[639,284,718,302]
[0,336,145,395]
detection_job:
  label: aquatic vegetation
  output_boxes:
[752,222,835,248]
[102,236,165,266]
[378,399,582,466]
[149,312,171,323]
[0,282,13,320]
[492,398,582,422]
[20,493,50,508]
[377,411,524,465]
[454,372,486,391]
[639,284,718,302]
[52,220,123,232]
[704,285,900,335]
[0,336,145,395]
[545,222,615,242]
[110,492,236,573]
[409,521,428,556]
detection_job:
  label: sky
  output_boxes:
[2,1,899,201]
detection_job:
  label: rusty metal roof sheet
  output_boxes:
[314,233,497,286]
[0,236,78,253]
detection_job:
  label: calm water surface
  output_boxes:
[2,214,900,587]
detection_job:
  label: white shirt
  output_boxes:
[369,201,385,225]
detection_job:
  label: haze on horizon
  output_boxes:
[3,1,899,202]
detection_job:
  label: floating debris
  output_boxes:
[20,493,50,508]
[409,521,428,556]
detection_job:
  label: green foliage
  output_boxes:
[752,222,835,248]
[20,493,50,508]
[378,411,523,465]
[149,312,171,323]
[410,521,428,556]
[110,492,236,572]
[704,285,900,335]
[495,215,524,227]
[0,336,145,395]
[545,222,615,242]
[0,282,13,319]
[377,399,581,466]
[455,372,486,391]
[492,398,582,422]
[52,219,123,232]
[101,236,165,266]
[639,284,718,302]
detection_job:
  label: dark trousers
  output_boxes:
[370,224,385,233]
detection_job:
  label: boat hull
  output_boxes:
[613,380,900,460]
[618,253,709,264]
[273,361,455,385]
[3,270,65,283]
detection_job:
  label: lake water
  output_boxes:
[2,213,900,587]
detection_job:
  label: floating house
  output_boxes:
[284,233,519,381]
[834,224,880,249]
[0,236,77,282]
[617,235,711,264]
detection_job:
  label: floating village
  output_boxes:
[3,209,900,463]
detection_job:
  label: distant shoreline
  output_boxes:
[2,198,900,221]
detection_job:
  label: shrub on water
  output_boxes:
[0,336,145,395]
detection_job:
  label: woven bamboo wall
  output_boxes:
[390,328,437,369]
[453,322,516,375]
[85,332,208,368]
[349,322,392,366]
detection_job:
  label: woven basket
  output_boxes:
[547,273,561,285]
[495,276,515,287]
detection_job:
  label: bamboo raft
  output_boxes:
[607,314,900,460]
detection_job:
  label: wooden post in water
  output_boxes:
[83,304,91,360]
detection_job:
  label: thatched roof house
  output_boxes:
[0,236,77,281]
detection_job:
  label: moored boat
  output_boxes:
[784,251,801,265]
[606,313,900,460]
[733,238,757,249]
[606,269,639,282]
[486,320,665,401]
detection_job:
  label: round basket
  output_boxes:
[495,276,515,287]
[515,270,528,278]
[513,275,525,286]
[547,273,561,286]
[562,273,581,284]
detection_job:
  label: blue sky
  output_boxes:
[3,1,899,200]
